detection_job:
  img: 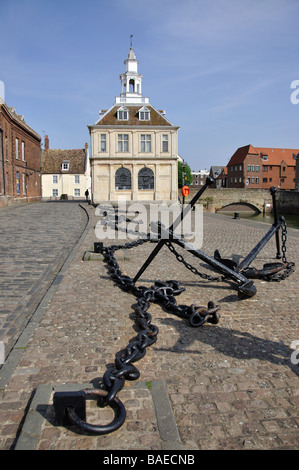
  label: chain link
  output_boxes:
[97,236,220,408]
[281,218,288,264]
[240,219,295,282]
[57,200,295,435]
[93,209,294,427]
[165,241,222,282]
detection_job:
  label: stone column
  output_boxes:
[109,163,115,201]
[132,162,138,201]
[154,163,160,200]
[171,162,177,201]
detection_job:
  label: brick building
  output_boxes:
[226,145,298,190]
[295,153,299,191]
[216,166,228,188]
[0,83,41,202]
[190,169,209,189]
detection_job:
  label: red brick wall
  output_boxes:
[261,163,295,190]
[227,153,295,190]
[0,104,41,200]
[228,155,263,188]
[0,108,13,196]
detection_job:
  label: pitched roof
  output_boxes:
[210,166,224,178]
[227,145,257,165]
[254,147,298,166]
[227,145,299,166]
[95,105,173,127]
[0,102,41,141]
[41,149,86,174]
[219,166,228,177]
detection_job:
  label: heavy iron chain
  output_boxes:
[101,208,295,283]
[165,241,223,282]
[60,211,294,434]
[96,240,221,409]
[267,219,295,281]
[240,219,295,282]
[165,220,295,283]
[281,218,288,264]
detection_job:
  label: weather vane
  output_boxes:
[130,34,133,48]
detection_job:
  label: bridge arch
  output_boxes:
[218,202,261,214]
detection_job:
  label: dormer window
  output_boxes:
[138,106,150,121]
[62,161,69,171]
[261,153,268,161]
[117,106,129,120]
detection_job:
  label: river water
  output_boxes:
[217,211,299,230]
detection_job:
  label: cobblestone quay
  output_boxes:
[0,203,298,450]
[0,202,88,359]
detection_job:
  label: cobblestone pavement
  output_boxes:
[0,203,298,451]
[0,202,88,359]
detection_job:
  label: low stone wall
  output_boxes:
[277,190,299,214]
[0,196,41,208]
[0,196,15,208]
[182,188,273,213]
[181,187,299,214]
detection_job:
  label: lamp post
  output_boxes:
[182,162,186,205]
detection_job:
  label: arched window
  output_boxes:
[115,167,131,190]
[138,168,154,190]
[129,79,135,93]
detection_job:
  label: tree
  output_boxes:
[178,161,192,188]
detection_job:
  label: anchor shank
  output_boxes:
[155,223,251,286]
[171,176,214,233]
[133,239,166,283]
[133,177,214,283]
[238,216,284,271]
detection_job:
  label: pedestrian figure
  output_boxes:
[85,189,89,201]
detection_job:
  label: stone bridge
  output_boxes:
[184,188,274,213]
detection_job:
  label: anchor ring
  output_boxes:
[66,389,126,435]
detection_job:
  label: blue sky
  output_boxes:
[1,0,299,171]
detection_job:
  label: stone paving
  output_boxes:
[0,202,298,451]
[0,202,88,361]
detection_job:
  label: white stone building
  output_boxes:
[88,47,179,204]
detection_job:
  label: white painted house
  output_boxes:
[41,136,91,200]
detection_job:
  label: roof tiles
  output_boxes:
[96,105,172,126]
[228,145,299,166]
[41,149,86,174]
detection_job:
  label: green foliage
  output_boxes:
[146,381,152,390]
[178,161,192,188]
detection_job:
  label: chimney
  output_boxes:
[44,135,49,151]
[85,142,88,150]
